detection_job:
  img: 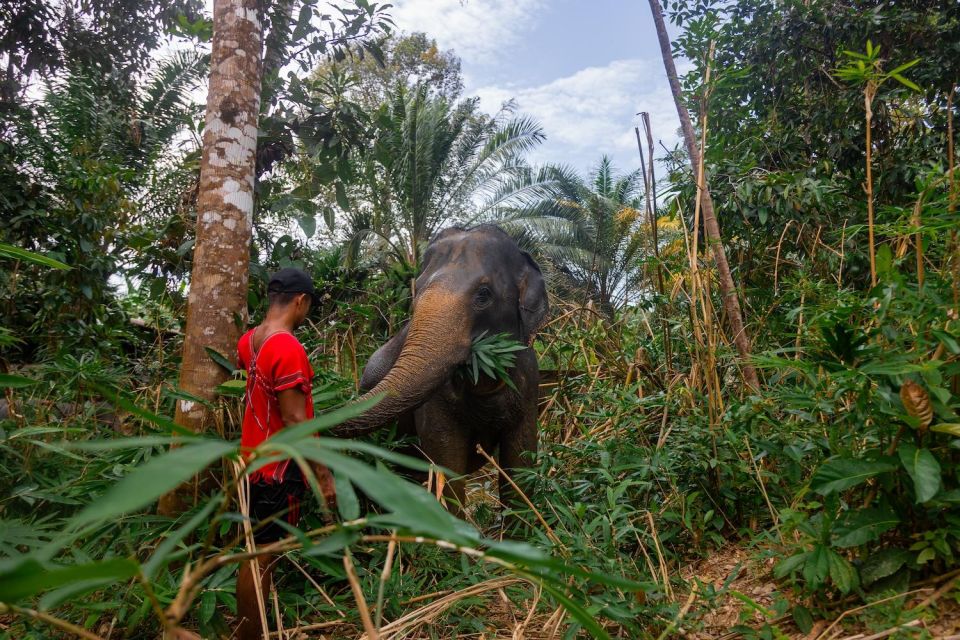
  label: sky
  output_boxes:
[386,0,687,177]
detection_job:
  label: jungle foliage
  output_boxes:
[1,0,960,638]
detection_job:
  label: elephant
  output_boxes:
[332,224,549,517]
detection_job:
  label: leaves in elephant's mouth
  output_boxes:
[461,332,528,391]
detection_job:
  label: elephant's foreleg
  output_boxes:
[497,414,538,514]
[416,403,471,517]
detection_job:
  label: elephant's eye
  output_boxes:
[474,285,493,308]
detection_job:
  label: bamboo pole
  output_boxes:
[647,0,760,392]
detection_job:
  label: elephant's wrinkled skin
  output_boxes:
[333,225,548,515]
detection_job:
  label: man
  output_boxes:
[235,267,336,640]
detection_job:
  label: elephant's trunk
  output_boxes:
[332,285,472,437]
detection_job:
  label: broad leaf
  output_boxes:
[298,213,317,238]
[143,496,223,579]
[215,379,246,397]
[537,576,611,640]
[811,457,896,495]
[833,506,900,547]
[333,470,360,521]
[0,557,138,603]
[205,347,237,374]
[91,383,195,437]
[71,440,237,528]
[0,243,70,270]
[860,548,911,586]
[266,395,383,444]
[294,442,475,546]
[827,548,858,593]
[898,445,941,503]
[931,423,960,437]
[65,436,187,451]
[802,545,829,586]
[0,373,40,388]
[774,551,807,579]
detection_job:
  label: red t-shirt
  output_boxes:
[238,328,314,482]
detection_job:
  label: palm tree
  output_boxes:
[496,157,648,312]
[344,84,556,269]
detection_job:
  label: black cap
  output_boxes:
[267,268,319,304]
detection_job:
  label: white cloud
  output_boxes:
[474,58,687,175]
[388,0,544,66]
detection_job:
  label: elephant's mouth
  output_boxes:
[467,376,507,396]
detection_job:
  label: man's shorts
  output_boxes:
[249,467,306,544]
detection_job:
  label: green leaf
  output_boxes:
[860,548,911,586]
[266,395,383,444]
[803,545,829,586]
[886,58,920,75]
[859,359,926,375]
[64,435,188,451]
[214,379,246,397]
[334,470,360,521]
[143,496,222,579]
[167,387,214,409]
[295,442,475,545]
[536,576,611,640]
[0,373,40,388]
[205,347,237,374]
[319,438,434,473]
[90,382,195,437]
[833,506,900,548]
[298,213,317,238]
[811,457,896,495]
[70,440,237,529]
[898,445,941,503]
[200,590,216,624]
[793,606,814,634]
[38,577,117,611]
[292,3,313,40]
[0,557,138,603]
[890,73,921,92]
[774,552,807,578]
[932,330,960,355]
[0,243,70,270]
[931,423,960,437]
[335,180,349,210]
[827,549,858,593]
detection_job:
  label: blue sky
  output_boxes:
[388,0,685,176]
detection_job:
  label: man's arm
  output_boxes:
[277,388,309,425]
[277,388,337,512]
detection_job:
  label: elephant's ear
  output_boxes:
[518,251,549,345]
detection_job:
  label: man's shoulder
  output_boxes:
[264,331,307,356]
[237,328,254,352]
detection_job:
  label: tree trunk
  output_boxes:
[647,0,760,392]
[158,0,263,516]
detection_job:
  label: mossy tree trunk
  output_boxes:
[158,0,263,516]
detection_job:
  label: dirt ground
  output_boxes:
[677,545,960,640]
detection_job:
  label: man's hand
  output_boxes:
[313,463,338,514]
[277,387,338,516]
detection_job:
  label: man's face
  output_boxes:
[293,293,312,328]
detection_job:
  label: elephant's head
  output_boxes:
[335,224,548,436]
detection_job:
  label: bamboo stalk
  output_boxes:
[344,550,379,640]
[647,0,760,392]
[948,87,958,310]
[864,82,879,288]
